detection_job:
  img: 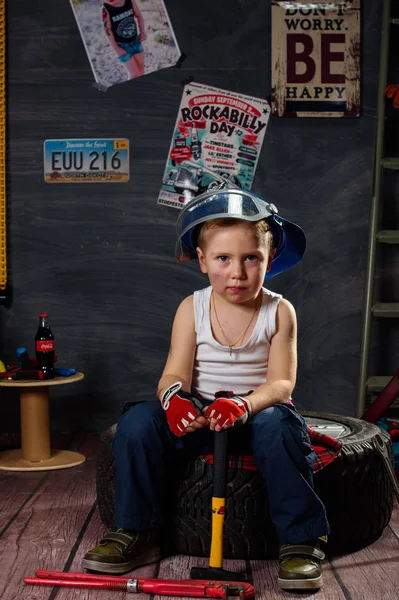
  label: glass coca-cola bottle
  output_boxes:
[35,313,55,379]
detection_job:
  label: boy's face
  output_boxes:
[196,221,275,304]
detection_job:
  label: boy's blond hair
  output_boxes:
[196,218,275,250]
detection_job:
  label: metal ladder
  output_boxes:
[356,0,399,418]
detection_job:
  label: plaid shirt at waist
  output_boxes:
[198,426,343,474]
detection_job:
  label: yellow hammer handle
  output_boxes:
[209,497,225,568]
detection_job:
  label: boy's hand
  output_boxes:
[204,395,252,431]
[161,381,208,437]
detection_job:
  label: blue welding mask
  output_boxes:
[175,188,306,279]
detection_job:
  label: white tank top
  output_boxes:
[191,285,282,401]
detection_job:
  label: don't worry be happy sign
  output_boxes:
[272,1,360,117]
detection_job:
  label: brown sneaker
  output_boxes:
[277,540,325,590]
[82,528,161,574]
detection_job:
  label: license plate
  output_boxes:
[44,138,129,183]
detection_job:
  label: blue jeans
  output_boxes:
[112,400,329,544]
[118,39,144,62]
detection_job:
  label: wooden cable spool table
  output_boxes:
[0,372,85,471]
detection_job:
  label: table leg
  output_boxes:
[0,386,86,471]
[21,386,51,461]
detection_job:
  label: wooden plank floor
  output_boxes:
[1,434,399,600]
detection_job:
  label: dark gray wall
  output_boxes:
[1,0,385,432]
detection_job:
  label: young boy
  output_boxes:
[102,0,146,80]
[83,188,329,591]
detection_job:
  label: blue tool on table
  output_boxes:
[16,347,31,370]
[55,368,76,377]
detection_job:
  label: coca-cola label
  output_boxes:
[36,340,55,352]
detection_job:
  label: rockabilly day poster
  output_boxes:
[158,82,271,209]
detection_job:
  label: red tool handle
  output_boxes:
[26,577,228,598]
[30,571,255,598]
[26,578,128,591]
[36,571,220,586]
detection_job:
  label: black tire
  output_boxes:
[96,413,395,558]
[96,424,117,531]
[305,412,394,555]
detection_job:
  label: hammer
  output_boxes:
[191,429,247,582]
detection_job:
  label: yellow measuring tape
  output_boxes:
[0,0,6,292]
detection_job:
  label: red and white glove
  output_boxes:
[204,393,252,428]
[160,381,205,437]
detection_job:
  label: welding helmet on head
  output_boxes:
[175,187,306,279]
